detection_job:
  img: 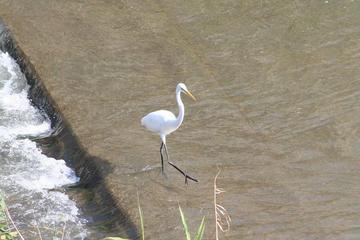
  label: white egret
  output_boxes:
[141,83,198,183]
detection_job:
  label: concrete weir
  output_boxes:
[0,20,138,238]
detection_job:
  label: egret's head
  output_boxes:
[177,83,196,101]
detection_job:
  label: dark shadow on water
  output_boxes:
[0,19,138,239]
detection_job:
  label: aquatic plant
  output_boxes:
[0,194,22,240]
[104,170,235,240]
[0,193,74,240]
[2,170,231,240]
[137,192,145,240]
[214,169,231,240]
[103,194,206,240]
[178,205,206,240]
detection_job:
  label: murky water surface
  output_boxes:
[114,1,360,239]
[1,0,360,239]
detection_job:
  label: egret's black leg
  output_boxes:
[160,142,164,174]
[168,161,198,184]
[163,143,169,161]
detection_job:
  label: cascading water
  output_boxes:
[0,51,86,239]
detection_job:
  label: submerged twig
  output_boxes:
[214,169,231,240]
[4,203,25,240]
[32,210,43,240]
[137,191,145,240]
[61,221,66,240]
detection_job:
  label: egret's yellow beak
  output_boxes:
[184,90,196,101]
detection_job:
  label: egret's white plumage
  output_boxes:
[141,83,197,183]
[141,83,195,144]
[141,110,176,143]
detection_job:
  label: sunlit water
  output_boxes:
[91,1,360,239]
[0,51,86,239]
[1,1,360,239]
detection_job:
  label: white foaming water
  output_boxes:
[0,51,86,239]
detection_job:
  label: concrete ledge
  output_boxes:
[0,19,138,239]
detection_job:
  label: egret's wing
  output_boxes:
[141,110,176,133]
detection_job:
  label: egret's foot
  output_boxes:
[185,174,198,184]
[168,161,198,184]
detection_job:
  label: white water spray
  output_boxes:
[0,51,86,239]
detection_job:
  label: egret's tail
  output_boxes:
[140,117,145,126]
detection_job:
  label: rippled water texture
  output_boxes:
[0,51,86,239]
[1,0,360,239]
[117,1,360,239]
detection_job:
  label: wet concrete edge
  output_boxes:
[0,19,138,239]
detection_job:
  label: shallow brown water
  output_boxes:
[122,1,360,239]
[2,0,360,239]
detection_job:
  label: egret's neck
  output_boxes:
[175,90,185,129]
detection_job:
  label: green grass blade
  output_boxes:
[0,195,5,211]
[178,205,191,240]
[137,193,145,240]
[194,217,206,240]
